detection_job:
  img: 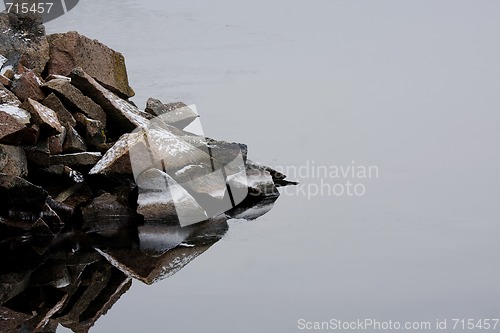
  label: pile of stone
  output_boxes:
[0,10,295,333]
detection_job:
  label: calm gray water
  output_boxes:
[45,1,500,332]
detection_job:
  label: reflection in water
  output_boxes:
[0,164,295,333]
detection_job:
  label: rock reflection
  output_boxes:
[0,168,292,333]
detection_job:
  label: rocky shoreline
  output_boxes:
[0,9,295,333]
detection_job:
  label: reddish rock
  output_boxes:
[0,83,20,105]
[63,126,87,153]
[70,68,150,134]
[74,112,107,150]
[0,105,30,144]
[43,78,107,126]
[50,152,102,167]
[42,93,76,127]
[47,31,135,98]
[22,98,63,136]
[11,70,46,102]
[24,140,51,167]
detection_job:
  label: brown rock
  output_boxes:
[42,93,76,127]
[50,152,102,167]
[47,31,135,98]
[48,129,66,155]
[0,105,30,144]
[0,144,28,177]
[0,83,21,105]
[22,98,63,135]
[24,140,50,167]
[0,11,50,74]
[0,174,48,212]
[63,126,87,153]
[43,78,106,126]
[70,68,150,134]
[22,124,40,145]
[11,70,46,102]
[74,113,107,150]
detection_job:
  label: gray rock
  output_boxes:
[145,98,199,130]
[70,68,150,134]
[0,144,28,177]
[47,31,135,98]
[22,98,63,135]
[136,169,208,226]
[50,152,102,167]
[43,78,107,126]
[0,11,49,74]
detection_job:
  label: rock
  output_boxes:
[24,139,50,167]
[0,83,21,105]
[0,174,47,213]
[62,126,87,153]
[145,98,199,130]
[48,129,66,155]
[90,127,212,178]
[81,192,135,233]
[70,68,150,134]
[22,98,63,135]
[54,183,93,209]
[46,31,135,98]
[74,113,106,150]
[43,78,107,126]
[0,11,50,74]
[0,144,28,177]
[30,264,70,288]
[136,169,208,227]
[0,270,32,305]
[50,152,102,167]
[42,93,76,127]
[11,70,46,102]
[0,105,30,144]
[87,133,141,175]
[21,124,40,145]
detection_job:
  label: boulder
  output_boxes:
[70,68,150,134]
[22,98,63,136]
[62,126,87,153]
[0,11,50,74]
[145,98,199,130]
[0,144,28,177]
[24,139,50,167]
[48,129,66,155]
[46,31,135,98]
[136,169,208,226]
[0,105,30,144]
[11,70,46,102]
[50,152,102,167]
[42,93,76,127]
[43,78,106,126]
[0,174,48,213]
[74,112,106,150]
[0,83,21,105]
